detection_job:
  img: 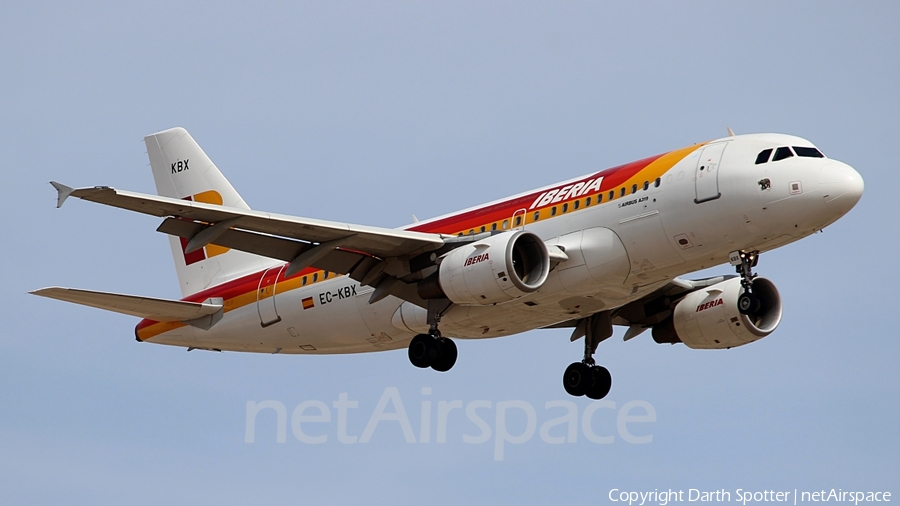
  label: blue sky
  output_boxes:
[2,2,898,504]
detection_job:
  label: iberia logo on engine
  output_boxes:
[696,298,724,312]
[465,253,490,267]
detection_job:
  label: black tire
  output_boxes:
[750,296,762,313]
[431,338,458,372]
[585,366,612,400]
[408,334,437,368]
[563,362,591,397]
[738,293,758,315]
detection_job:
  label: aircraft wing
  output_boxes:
[51,182,447,307]
[53,183,444,259]
[547,275,736,342]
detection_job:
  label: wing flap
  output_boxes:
[31,287,223,322]
[157,217,306,262]
[156,218,375,275]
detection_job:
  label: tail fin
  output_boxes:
[144,127,278,297]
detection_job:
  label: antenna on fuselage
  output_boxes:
[727,127,736,137]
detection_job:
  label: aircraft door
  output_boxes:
[257,265,284,327]
[694,142,728,203]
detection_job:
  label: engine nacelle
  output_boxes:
[429,230,550,305]
[652,277,782,349]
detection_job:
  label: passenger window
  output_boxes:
[562,203,568,213]
[313,273,319,282]
[491,223,497,231]
[772,146,794,161]
[793,146,824,158]
[551,207,557,216]
[586,196,592,206]
[620,188,626,197]
[302,276,307,286]
[533,211,539,221]
[609,190,615,200]
[643,181,649,191]
[502,220,509,229]
[655,177,661,187]
[469,229,475,235]
[480,226,486,233]
[755,149,773,164]
[573,200,580,210]
[514,216,522,226]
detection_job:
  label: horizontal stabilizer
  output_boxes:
[30,287,223,322]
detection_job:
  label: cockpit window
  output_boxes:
[772,146,794,162]
[793,146,824,158]
[755,149,773,165]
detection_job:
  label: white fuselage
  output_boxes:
[143,133,863,354]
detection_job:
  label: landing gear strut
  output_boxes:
[407,300,457,372]
[732,250,761,315]
[563,312,613,400]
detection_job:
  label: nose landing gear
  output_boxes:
[562,312,613,400]
[731,250,762,315]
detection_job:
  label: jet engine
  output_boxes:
[418,230,550,305]
[652,277,782,349]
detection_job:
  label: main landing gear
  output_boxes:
[408,305,457,372]
[564,362,612,400]
[732,250,762,315]
[408,331,457,372]
[563,312,613,400]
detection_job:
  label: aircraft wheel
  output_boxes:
[408,334,438,368]
[585,366,612,400]
[563,362,592,397]
[431,338,458,372]
[738,293,761,315]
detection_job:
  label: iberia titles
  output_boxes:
[696,298,724,313]
[464,253,489,267]
[529,176,604,210]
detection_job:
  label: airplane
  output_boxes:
[32,127,864,400]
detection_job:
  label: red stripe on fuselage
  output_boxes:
[406,153,663,235]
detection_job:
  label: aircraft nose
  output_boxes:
[819,161,864,215]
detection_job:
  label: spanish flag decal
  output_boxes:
[302,297,315,310]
